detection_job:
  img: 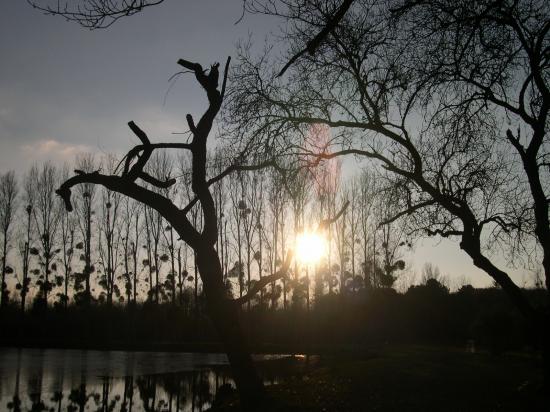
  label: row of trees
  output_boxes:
[21,0,550,407]
[0,154,412,312]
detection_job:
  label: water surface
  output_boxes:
[0,348,282,411]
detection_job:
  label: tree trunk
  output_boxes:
[463,240,550,391]
[1,234,6,307]
[84,202,92,305]
[195,245,265,411]
[542,313,550,392]
[178,247,183,306]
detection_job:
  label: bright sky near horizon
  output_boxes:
[0,0,535,289]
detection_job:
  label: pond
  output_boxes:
[0,348,288,411]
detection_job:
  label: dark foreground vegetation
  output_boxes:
[4,0,549,409]
[211,346,545,411]
[1,284,545,356]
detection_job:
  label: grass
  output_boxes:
[212,345,546,411]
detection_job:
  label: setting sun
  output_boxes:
[296,231,327,265]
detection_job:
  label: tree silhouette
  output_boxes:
[226,0,550,386]
[27,0,166,29]
[0,171,18,307]
[54,57,277,410]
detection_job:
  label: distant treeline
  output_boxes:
[1,155,464,313]
[1,282,545,354]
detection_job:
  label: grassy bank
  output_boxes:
[213,345,545,411]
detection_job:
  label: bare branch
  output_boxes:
[221,56,232,99]
[378,200,437,227]
[208,160,282,188]
[318,200,350,230]
[125,121,153,180]
[233,251,293,305]
[138,172,176,189]
[56,170,199,245]
[127,120,150,145]
[277,0,356,77]
[27,1,166,29]
[506,128,526,157]
[186,114,197,135]
[181,159,283,216]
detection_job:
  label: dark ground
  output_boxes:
[213,345,546,411]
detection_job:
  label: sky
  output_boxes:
[0,0,535,289]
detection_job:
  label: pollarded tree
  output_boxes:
[210,148,231,284]
[18,169,36,311]
[265,169,286,309]
[310,145,342,297]
[176,152,204,315]
[374,183,409,289]
[242,172,263,311]
[229,173,247,300]
[31,162,61,306]
[55,58,279,410]
[121,196,142,304]
[0,171,18,307]
[58,165,76,308]
[226,0,550,383]
[281,165,311,305]
[356,169,378,289]
[73,154,97,305]
[98,155,124,305]
[142,151,173,304]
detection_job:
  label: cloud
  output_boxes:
[20,139,95,163]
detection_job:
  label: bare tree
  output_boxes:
[252,174,266,307]
[334,185,348,295]
[266,170,285,309]
[73,154,97,305]
[347,182,359,280]
[211,149,230,286]
[177,152,203,315]
[283,166,310,306]
[55,57,270,409]
[121,196,142,304]
[18,169,36,311]
[98,155,124,304]
[142,203,155,300]
[31,163,61,306]
[229,174,247,300]
[0,171,18,307]
[237,171,263,310]
[375,185,409,288]
[356,169,377,289]
[142,151,173,303]
[226,0,550,383]
[58,165,76,308]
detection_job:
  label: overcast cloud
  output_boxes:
[0,0,533,288]
[0,0,272,171]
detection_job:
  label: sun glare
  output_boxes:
[296,231,327,265]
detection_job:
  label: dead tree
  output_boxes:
[56,57,269,409]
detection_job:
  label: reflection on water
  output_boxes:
[0,348,285,411]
